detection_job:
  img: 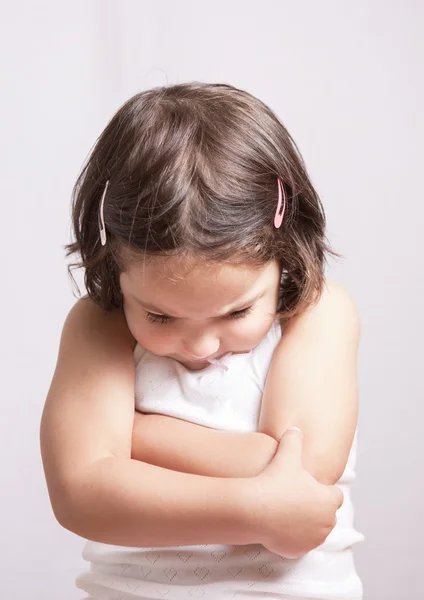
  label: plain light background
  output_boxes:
[3,1,423,598]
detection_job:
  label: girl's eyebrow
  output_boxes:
[134,291,265,318]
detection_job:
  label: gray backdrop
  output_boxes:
[2,1,423,598]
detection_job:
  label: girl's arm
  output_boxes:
[131,279,360,485]
[40,299,256,548]
[258,279,360,485]
[131,413,278,477]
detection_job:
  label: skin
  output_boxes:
[40,251,356,553]
[119,256,282,371]
[120,253,359,488]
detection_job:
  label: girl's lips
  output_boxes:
[182,353,228,365]
[182,350,249,363]
[183,355,216,363]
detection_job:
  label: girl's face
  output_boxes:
[120,257,281,371]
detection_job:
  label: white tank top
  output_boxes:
[76,318,364,599]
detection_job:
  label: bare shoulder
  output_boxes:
[64,297,136,349]
[281,278,361,340]
[320,278,360,321]
[321,278,361,335]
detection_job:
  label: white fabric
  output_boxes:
[76,318,364,599]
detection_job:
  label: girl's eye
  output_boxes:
[145,306,252,326]
[146,312,174,325]
[228,306,252,319]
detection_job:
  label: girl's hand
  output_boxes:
[250,428,343,558]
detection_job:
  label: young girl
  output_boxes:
[40,82,364,599]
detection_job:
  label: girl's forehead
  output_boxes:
[120,258,280,319]
[120,257,280,309]
[122,257,277,291]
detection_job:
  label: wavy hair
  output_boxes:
[67,82,340,322]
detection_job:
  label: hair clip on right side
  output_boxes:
[274,177,286,229]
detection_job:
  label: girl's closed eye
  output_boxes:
[145,312,174,325]
[145,306,253,325]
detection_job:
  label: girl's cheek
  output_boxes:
[122,309,151,348]
[236,315,276,348]
[122,302,176,354]
[129,319,176,355]
[239,315,270,339]
[122,309,142,343]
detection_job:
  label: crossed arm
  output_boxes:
[41,278,359,547]
[130,279,360,485]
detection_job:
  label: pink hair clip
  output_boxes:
[274,177,286,229]
[98,180,110,246]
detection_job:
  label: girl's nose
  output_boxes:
[182,333,220,360]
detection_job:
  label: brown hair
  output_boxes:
[67,81,340,323]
